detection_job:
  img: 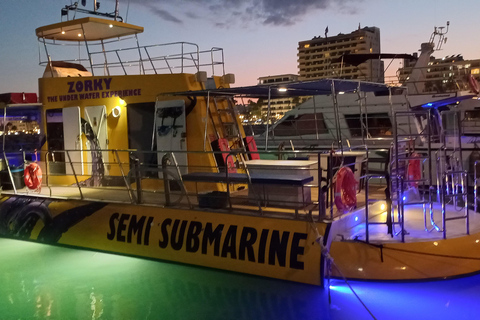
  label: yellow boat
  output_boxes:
[0,2,479,286]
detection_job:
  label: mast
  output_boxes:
[405,21,450,95]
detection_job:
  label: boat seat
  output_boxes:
[182,172,313,186]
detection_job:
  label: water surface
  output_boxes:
[1,238,479,319]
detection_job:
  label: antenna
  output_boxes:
[61,0,123,21]
[429,21,450,50]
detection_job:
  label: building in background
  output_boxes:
[398,54,480,93]
[298,26,383,83]
[255,27,386,123]
[257,74,307,122]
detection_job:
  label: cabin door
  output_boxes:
[62,106,83,175]
[84,105,108,175]
[155,100,187,176]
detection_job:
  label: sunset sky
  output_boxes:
[1,0,479,94]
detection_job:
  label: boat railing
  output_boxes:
[1,147,473,241]
[39,39,226,77]
[88,42,202,75]
[0,148,328,221]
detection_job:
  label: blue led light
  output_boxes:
[354,216,359,222]
[403,196,406,201]
[422,102,434,108]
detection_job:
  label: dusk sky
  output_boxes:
[1,0,479,94]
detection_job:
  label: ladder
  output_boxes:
[211,95,248,152]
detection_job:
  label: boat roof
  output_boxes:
[35,17,144,42]
[332,53,417,66]
[171,79,389,98]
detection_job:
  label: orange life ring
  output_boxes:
[469,74,479,94]
[407,152,422,188]
[334,166,357,213]
[24,163,42,190]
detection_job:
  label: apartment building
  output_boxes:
[298,26,383,82]
[257,74,307,121]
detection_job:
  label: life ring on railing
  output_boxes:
[469,74,479,94]
[24,163,42,190]
[407,152,422,188]
[334,166,357,213]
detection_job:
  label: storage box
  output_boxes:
[198,191,228,209]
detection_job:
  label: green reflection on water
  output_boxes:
[0,238,349,320]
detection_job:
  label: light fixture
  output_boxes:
[109,24,113,28]
[278,87,287,92]
[61,30,66,34]
[118,98,126,106]
[112,106,121,118]
[77,33,82,37]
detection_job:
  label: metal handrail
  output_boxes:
[475,160,480,212]
[65,150,83,199]
[2,151,17,194]
[114,150,135,203]
[364,174,387,243]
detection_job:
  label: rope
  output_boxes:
[331,262,378,320]
[306,213,377,319]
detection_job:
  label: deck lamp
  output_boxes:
[112,106,121,118]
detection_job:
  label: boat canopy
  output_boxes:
[35,17,144,42]
[332,53,417,66]
[170,79,389,98]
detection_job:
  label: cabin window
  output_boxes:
[45,108,66,174]
[465,110,480,121]
[344,113,392,137]
[461,110,480,135]
[272,113,328,136]
[127,102,158,177]
[0,105,43,153]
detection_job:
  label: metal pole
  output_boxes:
[2,105,6,151]
[115,0,119,21]
[203,92,210,151]
[264,87,272,151]
[313,96,319,140]
[162,154,171,206]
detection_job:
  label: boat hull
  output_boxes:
[330,235,480,281]
[0,195,333,286]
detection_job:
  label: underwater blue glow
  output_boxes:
[329,283,356,294]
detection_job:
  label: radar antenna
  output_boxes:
[61,0,122,21]
[429,21,449,51]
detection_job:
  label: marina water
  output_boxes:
[1,238,479,320]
